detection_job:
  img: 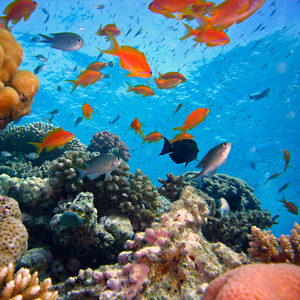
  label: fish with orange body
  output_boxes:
[126,82,155,97]
[278,195,298,215]
[283,149,293,173]
[130,117,143,135]
[65,70,103,93]
[157,71,186,82]
[82,102,93,120]
[170,133,194,143]
[99,32,152,78]
[172,108,209,141]
[154,77,182,89]
[85,62,107,71]
[0,0,37,29]
[141,131,163,145]
[181,23,230,47]
[28,127,74,158]
[96,23,121,40]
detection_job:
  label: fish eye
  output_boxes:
[149,70,152,74]
[149,2,154,6]
[78,39,81,43]
[223,143,226,147]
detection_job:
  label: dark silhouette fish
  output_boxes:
[159,137,199,166]
[74,116,84,127]
[249,88,270,100]
[110,114,122,124]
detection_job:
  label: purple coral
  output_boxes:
[87,130,130,162]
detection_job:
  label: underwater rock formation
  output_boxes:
[87,130,131,162]
[0,28,39,130]
[0,195,28,267]
[56,186,248,299]
[247,223,300,265]
[0,263,58,300]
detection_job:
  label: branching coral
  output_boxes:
[0,263,58,300]
[247,223,300,265]
[87,130,130,162]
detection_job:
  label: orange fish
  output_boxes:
[181,23,230,47]
[0,0,37,29]
[82,102,93,120]
[85,62,107,71]
[283,149,293,173]
[130,117,143,135]
[28,127,74,158]
[172,108,209,141]
[126,82,155,97]
[141,131,163,145]
[170,133,194,143]
[157,71,186,82]
[278,195,298,215]
[96,23,121,40]
[154,77,182,89]
[65,70,103,93]
[99,32,152,78]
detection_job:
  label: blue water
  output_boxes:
[2,0,300,237]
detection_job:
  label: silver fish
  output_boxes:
[75,154,122,181]
[34,64,46,74]
[38,32,84,52]
[35,54,48,62]
[193,142,231,188]
[217,198,230,219]
[1,151,11,157]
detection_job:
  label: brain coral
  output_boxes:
[202,263,300,300]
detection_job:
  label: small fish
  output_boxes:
[48,109,59,121]
[107,61,114,67]
[278,195,298,215]
[85,62,107,71]
[278,182,290,193]
[82,102,93,120]
[159,137,199,166]
[28,127,74,158]
[57,86,62,92]
[74,116,84,127]
[38,32,84,52]
[43,14,49,24]
[264,172,281,184]
[103,74,110,79]
[283,149,292,173]
[134,28,143,37]
[141,131,162,145]
[170,133,194,143]
[125,27,132,37]
[1,151,12,157]
[130,117,143,135]
[93,4,106,10]
[154,77,182,89]
[68,112,75,120]
[253,23,263,33]
[250,161,256,170]
[34,64,46,74]
[173,103,183,116]
[193,142,231,188]
[96,52,103,61]
[96,23,121,40]
[31,36,39,42]
[249,88,271,100]
[157,71,186,82]
[75,154,122,181]
[126,82,155,97]
[41,8,48,14]
[172,108,209,141]
[35,54,48,62]
[25,152,39,159]
[42,117,53,123]
[217,197,230,219]
[110,114,122,124]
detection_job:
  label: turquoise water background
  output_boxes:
[1,0,300,237]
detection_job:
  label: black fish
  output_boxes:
[250,161,256,170]
[48,109,60,121]
[159,137,199,166]
[249,88,270,100]
[57,86,62,91]
[74,116,84,127]
[110,114,121,124]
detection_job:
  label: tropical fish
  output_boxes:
[110,114,122,124]
[172,108,209,141]
[278,182,290,193]
[0,0,37,29]
[130,117,143,135]
[278,195,298,215]
[85,62,107,71]
[34,64,46,74]
[48,109,59,122]
[217,197,230,219]
[193,142,231,188]
[250,161,256,170]
[1,151,12,157]
[283,149,292,173]
[249,88,271,100]
[173,103,183,116]
[25,152,38,159]
[75,154,122,180]
[126,82,155,97]
[82,102,93,120]
[170,133,194,143]
[264,172,281,184]
[93,4,106,10]
[38,32,85,51]
[99,32,152,78]
[57,86,62,92]
[35,54,48,62]
[108,61,114,67]
[28,127,74,158]
[141,131,163,145]
[74,116,84,127]
[154,77,182,89]
[42,117,52,124]
[159,137,199,166]
[65,70,103,93]
[180,23,230,47]
[157,71,186,82]
[96,23,121,40]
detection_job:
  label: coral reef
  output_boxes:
[0,195,28,267]
[0,122,86,166]
[202,263,300,300]
[247,222,300,265]
[56,186,248,300]
[87,130,130,162]
[0,28,39,130]
[0,263,58,300]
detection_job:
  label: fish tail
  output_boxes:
[180,23,194,40]
[74,165,88,181]
[249,95,254,100]
[191,172,204,188]
[28,142,44,157]
[141,136,147,145]
[98,32,120,56]
[284,165,293,173]
[171,126,186,141]
[138,129,144,136]
[65,80,79,93]
[0,16,8,29]
[38,34,51,43]
[126,81,133,92]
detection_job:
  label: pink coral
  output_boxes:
[202,263,300,300]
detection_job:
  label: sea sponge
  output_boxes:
[202,263,300,300]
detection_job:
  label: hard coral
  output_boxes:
[87,130,131,162]
[202,263,300,300]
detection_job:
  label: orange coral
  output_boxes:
[202,263,300,300]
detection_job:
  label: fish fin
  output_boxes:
[0,17,8,29]
[138,129,144,136]
[45,145,56,151]
[88,174,101,180]
[195,161,204,169]
[249,95,254,100]
[180,23,194,40]
[28,142,44,157]
[191,172,204,188]
[105,171,112,179]
[23,14,31,21]
[126,82,133,91]
[98,31,120,55]
[159,137,174,156]
[284,165,293,173]
[55,142,67,148]
[81,83,89,88]
[38,34,51,43]
[206,167,218,178]
[125,73,134,77]
[74,165,88,181]
[11,17,21,25]
[65,79,79,93]
[42,127,63,142]
[171,126,186,141]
